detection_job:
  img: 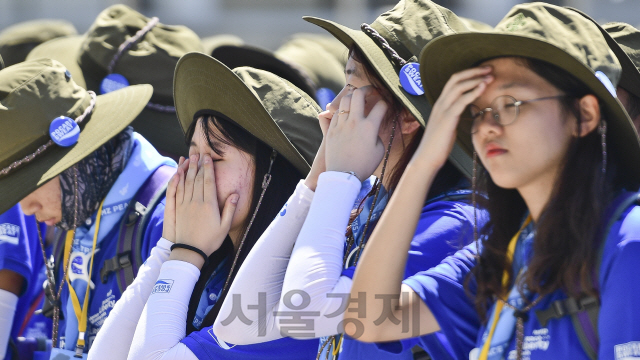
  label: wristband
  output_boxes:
[170,243,209,268]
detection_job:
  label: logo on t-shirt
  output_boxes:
[152,279,174,294]
[615,341,640,360]
[0,223,20,245]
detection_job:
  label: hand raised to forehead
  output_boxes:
[325,86,388,181]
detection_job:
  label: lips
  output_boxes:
[485,143,507,158]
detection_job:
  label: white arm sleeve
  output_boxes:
[127,260,199,360]
[278,171,360,338]
[0,289,18,360]
[213,180,315,345]
[88,238,173,360]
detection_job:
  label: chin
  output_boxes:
[486,172,522,190]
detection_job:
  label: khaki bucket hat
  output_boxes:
[202,34,244,56]
[174,52,323,175]
[0,19,77,66]
[26,5,203,157]
[0,58,152,214]
[303,0,474,178]
[420,2,640,187]
[566,8,640,103]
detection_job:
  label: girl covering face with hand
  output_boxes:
[347,3,640,360]
[88,54,324,360]
[213,2,486,359]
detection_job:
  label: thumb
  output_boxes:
[220,194,239,231]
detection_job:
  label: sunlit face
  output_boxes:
[190,120,254,239]
[20,176,62,226]
[471,57,576,190]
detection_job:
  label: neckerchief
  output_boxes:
[472,220,535,360]
[192,258,229,330]
[63,133,175,350]
[58,128,133,231]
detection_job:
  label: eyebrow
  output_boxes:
[344,67,361,78]
[498,82,531,90]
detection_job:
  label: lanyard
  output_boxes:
[63,199,105,353]
[478,216,532,360]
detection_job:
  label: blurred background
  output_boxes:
[0,0,639,50]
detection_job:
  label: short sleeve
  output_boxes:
[598,205,640,360]
[403,243,481,360]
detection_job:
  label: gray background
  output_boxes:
[1,0,639,51]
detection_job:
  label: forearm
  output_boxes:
[0,289,18,359]
[348,160,441,341]
[213,181,315,344]
[89,238,172,360]
[278,172,361,338]
[127,260,199,360]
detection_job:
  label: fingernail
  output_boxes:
[484,75,493,82]
[481,65,491,69]
[190,154,197,162]
[203,155,211,164]
[230,194,239,204]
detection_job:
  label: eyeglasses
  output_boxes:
[463,95,568,134]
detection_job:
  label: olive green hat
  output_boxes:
[0,58,152,214]
[27,5,203,157]
[459,17,493,32]
[202,34,244,56]
[303,0,474,178]
[566,8,640,103]
[420,2,640,187]
[0,19,77,66]
[174,52,323,174]
[603,22,640,100]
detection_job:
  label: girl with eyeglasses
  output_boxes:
[346,3,640,360]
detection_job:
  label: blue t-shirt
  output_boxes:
[339,197,481,360]
[0,204,52,359]
[404,205,640,360]
[56,198,166,350]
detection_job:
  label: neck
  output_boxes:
[374,132,411,190]
[228,228,242,251]
[517,170,558,222]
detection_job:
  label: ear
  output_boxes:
[575,94,601,137]
[399,111,421,135]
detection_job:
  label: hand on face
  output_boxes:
[162,156,190,243]
[169,154,238,262]
[416,66,493,170]
[324,85,388,181]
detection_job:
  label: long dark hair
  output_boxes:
[470,57,625,321]
[345,46,464,239]
[184,113,303,332]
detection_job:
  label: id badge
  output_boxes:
[50,348,88,360]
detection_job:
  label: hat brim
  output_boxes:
[174,52,310,174]
[566,8,640,101]
[420,32,640,187]
[27,35,188,157]
[0,84,153,214]
[304,16,473,178]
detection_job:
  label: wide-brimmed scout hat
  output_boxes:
[303,0,474,178]
[202,34,244,56]
[0,19,77,67]
[0,58,152,214]
[26,5,203,157]
[419,2,640,187]
[566,8,640,103]
[174,52,322,175]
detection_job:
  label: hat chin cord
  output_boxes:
[0,91,97,178]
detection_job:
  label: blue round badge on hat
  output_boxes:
[100,73,129,94]
[49,116,80,147]
[399,62,424,96]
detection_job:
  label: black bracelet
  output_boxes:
[170,243,209,268]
